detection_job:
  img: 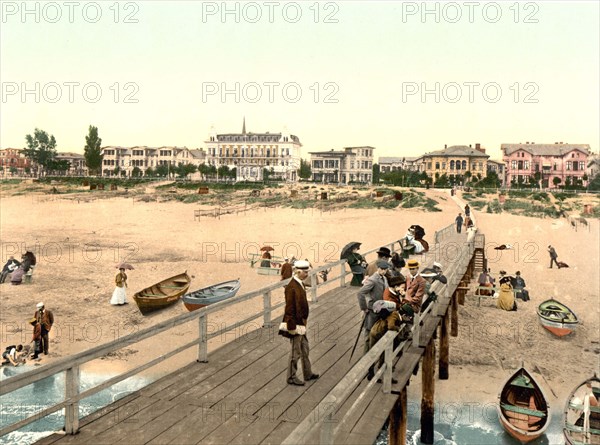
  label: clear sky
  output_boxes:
[1,1,598,161]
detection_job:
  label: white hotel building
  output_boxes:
[100,146,205,177]
[204,120,302,182]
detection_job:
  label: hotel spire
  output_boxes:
[242,117,246,135]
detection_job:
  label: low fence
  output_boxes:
[0,223,473,439]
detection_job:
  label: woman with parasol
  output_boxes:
[110,263,133,306]
[341,242,366,287]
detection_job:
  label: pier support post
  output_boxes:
[389,386,407,445]
[310,273,318,302]
[65,365,80,434]
[439,312,449,380]
[421,337,436,444]
[450,291,458,337]
[340,263,346,287]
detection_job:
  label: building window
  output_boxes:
[435,162,440,170]
[566,161,572,171]
[524,161,530,170]
[427,162,432,170]
[579,161,585,171]
[511,160,517,170]
[450,160,455,170]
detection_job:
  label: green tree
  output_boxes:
[145,167,154,177]
[84,125,102,175]
[131,166,142,177]
[372,163,380,184]
[587,173,600,191]
[155,164,169,177]
[175,162,197,179]
[552,177,562,188]
[217,165,230,179]
[48,158,70,175]
[23,128,57,176]
[298,158,312,179]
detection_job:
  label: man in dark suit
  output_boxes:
[283,260,319,386]
[357,261,390,354]
[280,257,293,280]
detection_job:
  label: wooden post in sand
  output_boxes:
[340,263,346,287]
[421,336,436,444]
[388,386,407,445]
[439,312,449,380]
[450,290,458,337]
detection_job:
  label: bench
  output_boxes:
[501,403,546,418]
[564,423,600,435]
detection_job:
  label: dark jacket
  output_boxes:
[283,277,309,331]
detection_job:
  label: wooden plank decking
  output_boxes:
[31,229,474,445]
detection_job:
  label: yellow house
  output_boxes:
[416,144,490,181]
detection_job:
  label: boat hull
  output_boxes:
[497,367,550,444]
[537,299,578,337]
[133,272,191,315]
[563,375,600,445]
[182,279,241,312]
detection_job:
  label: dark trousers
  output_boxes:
[41,330,49,354]
[456,224,462,233]
[549,258,559,268]
[0,270,9,283]
[288,335,312,381]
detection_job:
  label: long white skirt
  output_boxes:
[110,286,127,305]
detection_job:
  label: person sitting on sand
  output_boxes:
[497,276,517,311]
[0,256,21,284]
[477,268,494,296]
[260,251,272,268]
[10,266,25,285]
[2,344,23,366]
[511,271,529,301]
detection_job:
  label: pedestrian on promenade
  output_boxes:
[280,257,293,280]
[548,245,559,269]
[34,302,54,355]
[455,213,464,233]
[282,260,319,386]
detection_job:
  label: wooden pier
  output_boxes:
[0,224,484,445]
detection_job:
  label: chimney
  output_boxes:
[469,144,472,148]
[526,141,529,144]
[444,144,447,149]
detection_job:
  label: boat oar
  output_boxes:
[349,313,367,363]
[533,365,558,398]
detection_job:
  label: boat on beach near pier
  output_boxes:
[182,279,241,312]
[537,299,579,337]
[497,367,550,443]
[564,375,600,445]
[133,272,191,315]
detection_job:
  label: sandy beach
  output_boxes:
[0,185,598,419]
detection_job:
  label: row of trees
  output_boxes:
[21,126,102,176]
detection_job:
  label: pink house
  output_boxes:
[501,142,591,189]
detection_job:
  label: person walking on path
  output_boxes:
[455,213,464,233]
[357,261,390,359]
[280,257,293,280]
[548,245,559,269]
[110,268,128,305]
[464,204,471,218]
[282,260,319,386]
[34,302,54,355]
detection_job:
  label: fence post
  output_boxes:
[412,313,421,347]
[263,290,272,326]
[198,314,208,363]
[340,263,346,287]
[64,365,80,434]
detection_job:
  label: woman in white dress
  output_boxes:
[110,268,128,305]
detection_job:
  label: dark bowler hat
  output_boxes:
[388,275,405,287]
[376,247,391,258]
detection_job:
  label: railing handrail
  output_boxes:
[0,224,474,439]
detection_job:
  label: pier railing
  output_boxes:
[0,223,475,439]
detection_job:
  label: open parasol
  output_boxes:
[340,241,361,260]
[260,246,274,252]
[115,263,135,270]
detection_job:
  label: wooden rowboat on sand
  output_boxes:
[133,272,191,315]
[497,367,550,443]
[564,375,600,445]
[537,298,579,337]
[182,279,241,312]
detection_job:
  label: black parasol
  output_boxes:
[340,241,361,260]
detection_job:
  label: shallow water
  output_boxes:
[0,364,150,445]
[374,399,564,445]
